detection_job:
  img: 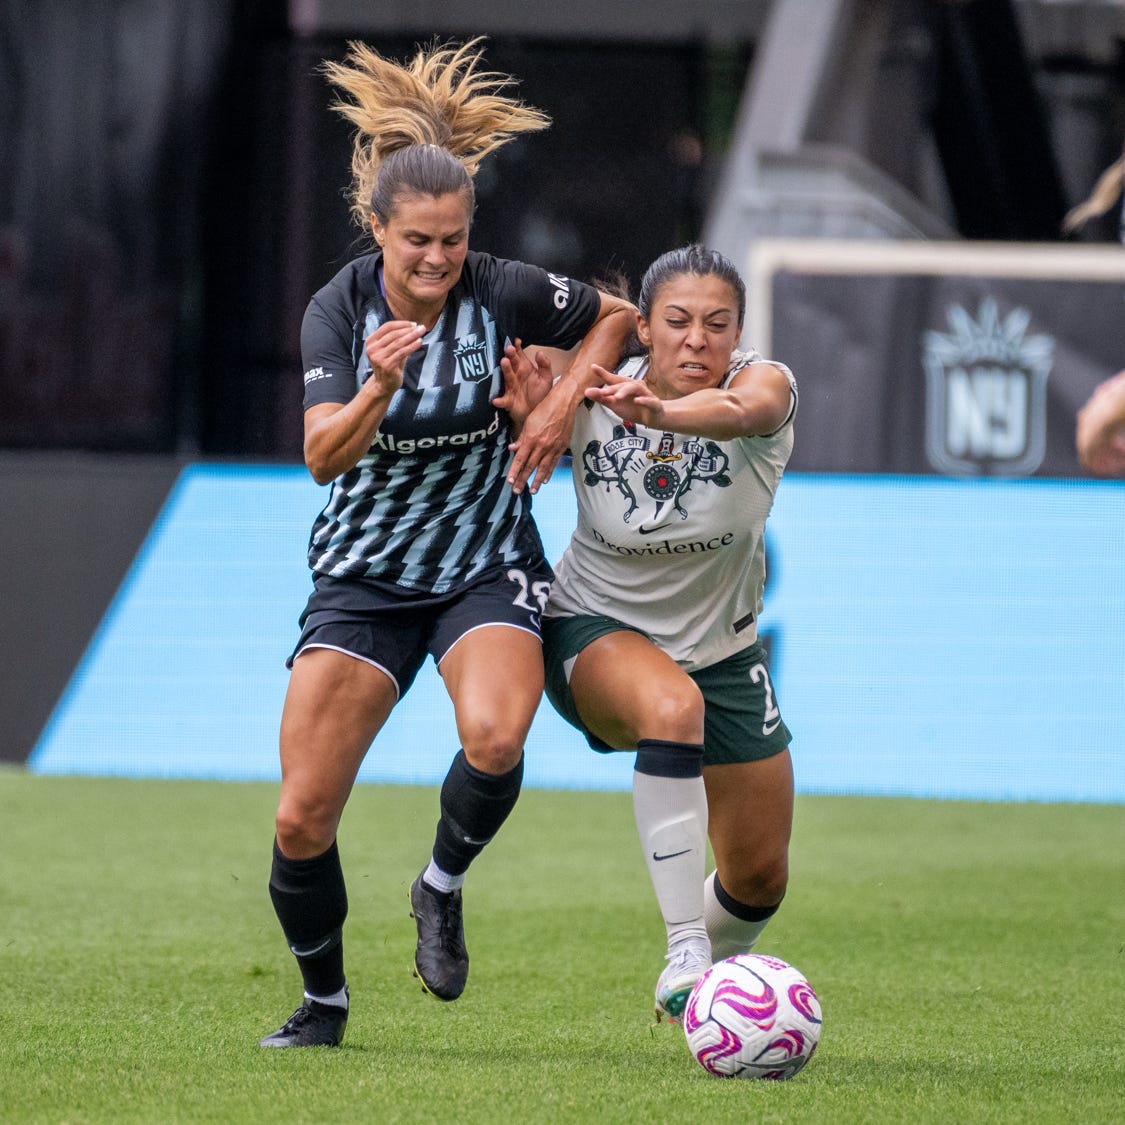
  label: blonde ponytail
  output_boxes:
[323,38,551,231]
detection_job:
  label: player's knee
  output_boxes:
[461,726,525,774]
[641,680,705,744]
[274,800,338,858]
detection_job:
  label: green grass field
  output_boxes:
[2,769,1122,1124]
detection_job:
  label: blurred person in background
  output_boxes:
[1076,369,1125,476]
[260,38,633,1048]
[1064,147,1125,477]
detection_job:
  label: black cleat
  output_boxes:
[259,992,348,1048]
[409,873,469,1001]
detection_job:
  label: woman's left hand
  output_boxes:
[585,367,666,428]
[493,339,555,428]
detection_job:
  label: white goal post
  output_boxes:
[747,239,1125,356]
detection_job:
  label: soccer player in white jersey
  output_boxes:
[537,245,798,1023]
[259,40,634,1048]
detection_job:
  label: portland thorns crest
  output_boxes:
[922,299,1054,476]
[582,424,731,529]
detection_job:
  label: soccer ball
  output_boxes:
[682,953,822,1080]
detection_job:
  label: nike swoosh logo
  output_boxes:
[653,848,692,862]
[762,719,781,735]
[290,935,336,958]
[637,525,666,536]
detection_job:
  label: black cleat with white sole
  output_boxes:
[409,873,469,1001]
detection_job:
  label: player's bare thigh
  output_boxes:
[275,646,398,857]
[439,624,544,774]
[567,629,704,750]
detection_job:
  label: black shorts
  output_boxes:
[287,563,553,699]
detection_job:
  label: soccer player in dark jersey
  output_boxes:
[259,39,634,1048]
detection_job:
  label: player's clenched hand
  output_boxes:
[585,366,666,428]
[362,320,425,400]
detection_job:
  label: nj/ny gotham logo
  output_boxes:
[922,299,1054,476]
[453,336,491,382]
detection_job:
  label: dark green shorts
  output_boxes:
[541,614,791,766]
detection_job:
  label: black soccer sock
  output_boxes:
[268,839,348,999]
[431,749,524,877]
[634,737,705,779]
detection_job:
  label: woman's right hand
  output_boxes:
[585,366,666,428]
[303,321,424,484]
[362,320,426,399]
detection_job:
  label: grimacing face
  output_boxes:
[638,273,743,400]
[371,191,471,319]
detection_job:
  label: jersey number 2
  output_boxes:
[749,662,782,736]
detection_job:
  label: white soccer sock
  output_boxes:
[633,766,710,954]
[423,858,465,894]
[704,869,773,961]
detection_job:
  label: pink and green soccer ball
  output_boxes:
[683,953,822,1080]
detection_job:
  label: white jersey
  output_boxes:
[545,349,796,672]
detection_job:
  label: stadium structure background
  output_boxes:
[2,0,1124,803]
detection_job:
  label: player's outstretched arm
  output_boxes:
[507,293,636,494]
[588,362,794,441]
[1076,369,1125,477]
